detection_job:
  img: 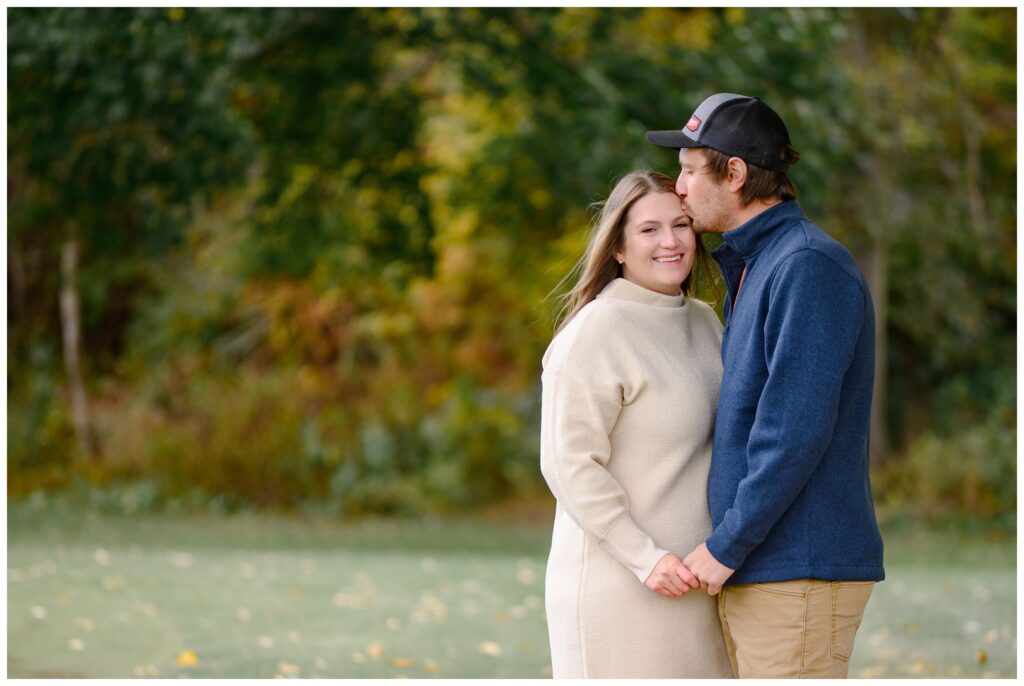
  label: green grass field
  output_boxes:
[7,501,1016,678]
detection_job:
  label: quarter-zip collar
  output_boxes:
[717,199,804,261]
[711,200,804,319]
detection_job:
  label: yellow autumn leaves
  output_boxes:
[175,649,199,667]
[354,640,441,674]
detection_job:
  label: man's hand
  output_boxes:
[683,542,735,596]
[644,553,700,599]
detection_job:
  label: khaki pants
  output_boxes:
[717,579,874,678]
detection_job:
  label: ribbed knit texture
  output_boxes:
[540,278,732,679]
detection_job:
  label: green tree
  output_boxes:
[9,8,256,460]
[8,8,1014,517]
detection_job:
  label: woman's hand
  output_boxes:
[644,553,701,598]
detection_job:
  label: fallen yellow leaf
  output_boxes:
[277,660,301,676]
[478,641,502,657]
[857,665,887,678]
[389,657,414,668]
[102,575,126,591]
[424,659,440,673]
[176,649,199,667]
[976,650,988,664]
[367,641,385,659]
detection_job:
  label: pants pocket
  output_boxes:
[723,581,810,677]
[830,581,874,662]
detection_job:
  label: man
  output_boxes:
[646,93,885,678]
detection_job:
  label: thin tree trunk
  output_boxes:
[60,236,99,458]
[863,239,889,465]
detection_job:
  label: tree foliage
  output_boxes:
[8,8,1016,516]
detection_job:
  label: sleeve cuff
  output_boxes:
[706,525,752,571]
[598,515,670,584]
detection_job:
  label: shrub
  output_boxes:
[878,405,1016,519]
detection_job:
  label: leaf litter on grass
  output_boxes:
[7,512,1016,678]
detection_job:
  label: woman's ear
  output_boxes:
[726,157,748,193]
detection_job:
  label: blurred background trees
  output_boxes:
[8,8,1016,521]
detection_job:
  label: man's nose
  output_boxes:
[675,173,687,197]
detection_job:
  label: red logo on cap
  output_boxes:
[686,115,701,131]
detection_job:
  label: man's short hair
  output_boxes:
[701,146,801,207]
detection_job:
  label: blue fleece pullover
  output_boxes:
[707,200,884,585]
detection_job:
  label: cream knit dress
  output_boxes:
[540,278,732,679]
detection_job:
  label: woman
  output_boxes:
[540,170,731,678]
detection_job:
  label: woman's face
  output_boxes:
[615,192,696,296]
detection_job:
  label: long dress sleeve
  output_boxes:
[540,310,670,584]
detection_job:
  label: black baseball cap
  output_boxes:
[646,93,793,172]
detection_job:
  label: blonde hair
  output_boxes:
[552,170,716,334]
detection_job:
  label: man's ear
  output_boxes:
[726,157,748,193]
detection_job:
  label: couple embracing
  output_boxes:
[540,93,885,679]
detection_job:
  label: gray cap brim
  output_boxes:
[645,130,701,150]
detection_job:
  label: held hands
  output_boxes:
[644,553,701,599]
[682,542,735,596]
[644,545,736,598]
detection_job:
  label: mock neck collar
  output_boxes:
[597,277,686,308]
[718,200,804,261]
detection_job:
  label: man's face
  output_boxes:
[675,148,734,235]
